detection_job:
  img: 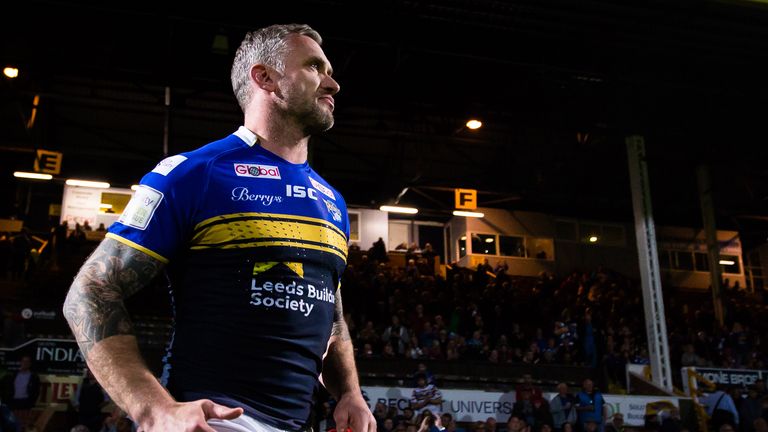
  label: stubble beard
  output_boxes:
[281,90,335,135]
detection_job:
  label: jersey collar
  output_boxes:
[234,126,258,147]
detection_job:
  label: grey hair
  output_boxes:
[231,23,323,112]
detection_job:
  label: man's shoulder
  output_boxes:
[307,169,347,205]
[144,134,243,182]
[183,134,245,165]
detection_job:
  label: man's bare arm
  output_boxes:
[322,288,375,432]
[64,238,162,357]
[63,238,243,431]
[62,237,172,424]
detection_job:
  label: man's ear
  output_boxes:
[251,64,277,92]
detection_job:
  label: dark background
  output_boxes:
[2,0,768,248]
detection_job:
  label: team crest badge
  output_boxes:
[323,199,342,222]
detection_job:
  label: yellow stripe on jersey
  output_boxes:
[105,233,170,264]
[284,262,305,278]
[252,261,305,278]
[194,212,346,240]
[190,240,347,262]
[252,261,279,275]
[190,215,348,256]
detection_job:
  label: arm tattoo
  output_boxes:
[331,287,351,341]
[63,238,164,358]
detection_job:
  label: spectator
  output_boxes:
[486,417,499,432]
[700,388,739,431]
[739,386,762,432]
[74,368,109,432]
[604,413,625,432]
[516,374,545,405]
[410,373,443,416]
[513,388,536,430]
[507,415,525,432]
[413,363,435,386]
[442,413,466,432]
[383,315,410,356]
[754,419,768,432]
[575,379,607,432]
[0,402,20,432]
[370,237,388,263]
[0,354,40,431]
[680,344,706,367]
[550,383,577,432]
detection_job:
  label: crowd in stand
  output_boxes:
[341,241,768,393]
[2,232,768,431]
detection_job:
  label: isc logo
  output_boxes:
[286,185,318,200]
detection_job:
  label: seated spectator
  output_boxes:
[605,413,626,432]
[442,413,466,432]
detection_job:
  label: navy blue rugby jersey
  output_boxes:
[108,126,349,431]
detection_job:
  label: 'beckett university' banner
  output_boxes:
[362,386,682,425]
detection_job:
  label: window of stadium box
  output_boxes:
[659,250,742,275]
[467,233,555,260]
[471,233,496,255]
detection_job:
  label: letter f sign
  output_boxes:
[455,188,477,210]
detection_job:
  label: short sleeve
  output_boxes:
[107,154,205,263]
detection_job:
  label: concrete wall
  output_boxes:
[350,208,389,251]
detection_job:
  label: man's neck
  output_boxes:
[244,116,309,164]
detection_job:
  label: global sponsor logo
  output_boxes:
[309,177,336,200]
[286,184,318,200]
[324,198,342,222]
[250,280,335,317]
[233,163,281,180]
[231,187,282,206]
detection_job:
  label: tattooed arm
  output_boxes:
[63,238,241,432]
[322,288,376,432]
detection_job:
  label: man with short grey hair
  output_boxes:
[63,23,373,432]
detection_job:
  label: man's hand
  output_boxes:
[333,392,376,432]
[138,399,243,432]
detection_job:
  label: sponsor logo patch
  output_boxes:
[286,184,318,200]
[234,163,281,180]
[152,155,187,176]
[323,198,342,222]
[309,177,335,200]
[231,187,282,206]
[119,185,164,230]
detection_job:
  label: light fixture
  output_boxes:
[66,179,110,188]
[14,171,52,180]
[99,204,113,209]
[588,236,598,243]
[453,210,484,218]
[379,205,418,214]
[460,236,467,241]
[3,67,19,79]
[485,237,494,243]
[466,119,482,130]
[719,259,735,266]
[131,184,140,191]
